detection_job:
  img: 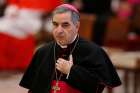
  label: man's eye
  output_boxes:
[62,24,69,28]
[53,23,58,27]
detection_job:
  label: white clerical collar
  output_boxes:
[57,34,78,49]
[60,45,68,48]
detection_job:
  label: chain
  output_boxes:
[53,34,79,81]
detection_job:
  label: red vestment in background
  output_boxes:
[0,0,63,70]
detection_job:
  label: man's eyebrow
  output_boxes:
[62,22,69,24]
[52,21,69,25]
[52,21,58,25]
[52,21,57,23]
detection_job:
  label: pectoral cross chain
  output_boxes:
[52,81,60,93]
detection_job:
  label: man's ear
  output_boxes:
[76,21,80,32]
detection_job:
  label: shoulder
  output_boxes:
[32,41,55,57]
[78,37,104,53]
[36,41,54,52]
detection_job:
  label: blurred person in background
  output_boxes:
[117,0,132,20]
[0,0,63,70]
[126,0,140,50]
[0,0,7,17]
[128,0,140,37]
[67,0,113,46]
[19,4,121,93]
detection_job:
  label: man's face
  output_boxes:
[52,12,79,46]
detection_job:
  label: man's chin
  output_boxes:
[57,41,67,46]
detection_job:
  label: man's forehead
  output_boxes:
[52,12,72,23]
[53,12,71,18]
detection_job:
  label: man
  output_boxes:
[19,4,121,93]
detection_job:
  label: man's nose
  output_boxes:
[57,25,63,33]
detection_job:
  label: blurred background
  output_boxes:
[0,0,140,93]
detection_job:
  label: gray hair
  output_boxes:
[52,7,80,25]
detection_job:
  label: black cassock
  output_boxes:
[19,37,121,93]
